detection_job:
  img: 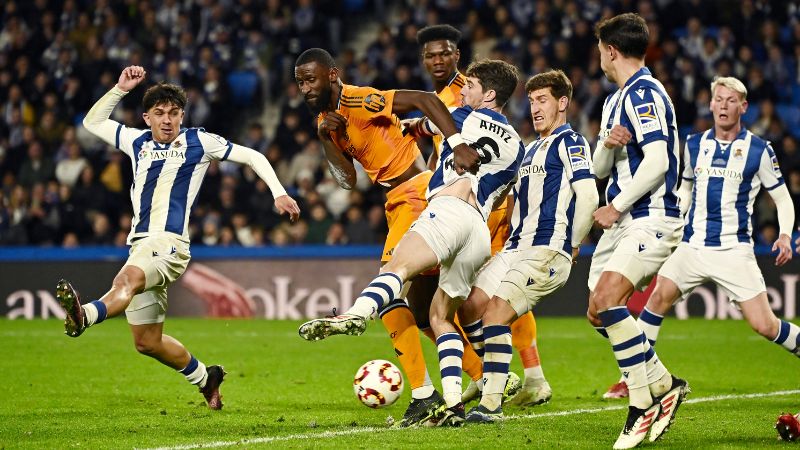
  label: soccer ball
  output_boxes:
[776,412,800,441]
[353,359,404,408]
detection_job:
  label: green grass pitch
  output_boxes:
[1,317,798,449]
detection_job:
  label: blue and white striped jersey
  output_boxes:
[506,123,595,257]
[682,128,784,248]
[427,106,524,221]
[115,125,233,243]
[599,67,680,222]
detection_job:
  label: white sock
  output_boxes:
[82,303,98,326]
[412,385,435,400]
[524,365,545,384]
[600,307,651,409]
[179,355,208,387]
[436,332,464,407]
[480,325,512,411]
[347,272,403,319]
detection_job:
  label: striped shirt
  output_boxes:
[506,123,595,257]
[599,67,680,222]
[427,106,524,221]
[683,128,784,248]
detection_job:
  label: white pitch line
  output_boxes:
[142,389,800,450]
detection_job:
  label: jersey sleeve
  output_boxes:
[681,140,693,181]
[759,142,785,191]
[198,130,234,161]
[341,86,396,121]
[558,133,595,183]
[623,87,669,147]
[115,124,146,157]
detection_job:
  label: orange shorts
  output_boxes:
[486,197,511,255]
[382,171,433,263]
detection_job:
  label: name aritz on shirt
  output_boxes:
[479,120,512,142]
[693,166,743,180]
[138,149,187,160]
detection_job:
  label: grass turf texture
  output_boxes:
[1,318,798,449]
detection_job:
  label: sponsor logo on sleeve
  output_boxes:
[363,94,386,113]
[568,145,590,171]
[772,155,781,174]
[635,102,661,134]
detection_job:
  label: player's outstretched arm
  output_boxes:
[392,90,479,174]
[225,144,301,222]
[767,184,794,266]
[317,111,357,189]
[83,66,147,146]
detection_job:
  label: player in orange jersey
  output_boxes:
[416,24,551,407]
[294,48,479,427]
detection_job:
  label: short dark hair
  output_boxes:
[416,24,461,46]
[594,13,649,59]
[525,69,573,101]
[465,59,519,108]
[295,48,337,69]
[142,83,187,111]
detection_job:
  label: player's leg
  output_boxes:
[389,274,444,427]
[740,293,800,357]
[57,265,146,337]
[127,290,225,410]
[508,312,552,406]
[298,230,437,341]
[470,295,517,416]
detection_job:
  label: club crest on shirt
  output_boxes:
[568,145,589,171]
[635,102,660,134]
[734,147,743,159]
[173,140,182,148]
[363,93,386,113]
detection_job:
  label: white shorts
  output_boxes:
[410,196,491,299]
[588,217,683,292]
[658,243,766,302]
[474,247,572,317]
[124,234,191,325]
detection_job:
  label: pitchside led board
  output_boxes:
[0,247,798,321]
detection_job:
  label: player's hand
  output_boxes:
[593,204,621,229]
[773,233,792,266]
[571,246,580,265]
[453,142,480,175]
[318,111,347,140]
[116,66,146,92]
[274,195,301,222]
[603,125,632,150]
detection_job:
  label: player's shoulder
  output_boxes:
[685,130,706,149]
[451,72,466,89]
[193,127,230,147]
[746,130,770,150]
[341,84,389,114]
[623,77,668,106]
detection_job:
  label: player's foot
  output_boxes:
[648,376,690,442]
[508,380,552,407]
[395,390,445,428]
[465,404,503,423]
[298,313,366,341]
[461,379,480,404]
[56,279,85,337]
[433,402,465,427]
[776,412,800,441]
[613,402,661,449]
[603,380,629,399]
[199,365,226,410]
[503,372,522,402]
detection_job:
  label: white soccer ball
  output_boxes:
[353,359,404,408]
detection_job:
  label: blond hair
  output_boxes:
[710,76,747,100]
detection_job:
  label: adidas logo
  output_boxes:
[638,243,646,252]
[526,277,536,286]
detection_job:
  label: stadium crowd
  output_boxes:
[1,0,800,248]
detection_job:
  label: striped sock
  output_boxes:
[462,319,484,358]
[600,306,651,409]
[347,272,403,319]
[481,325,512,411]
[179,355,208,387]
[594,326,609,338]
[436,332,464,407]
[82,300,108,327]
[637,307,664,347]
[642,338,671,396]
[773,320,800,358]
